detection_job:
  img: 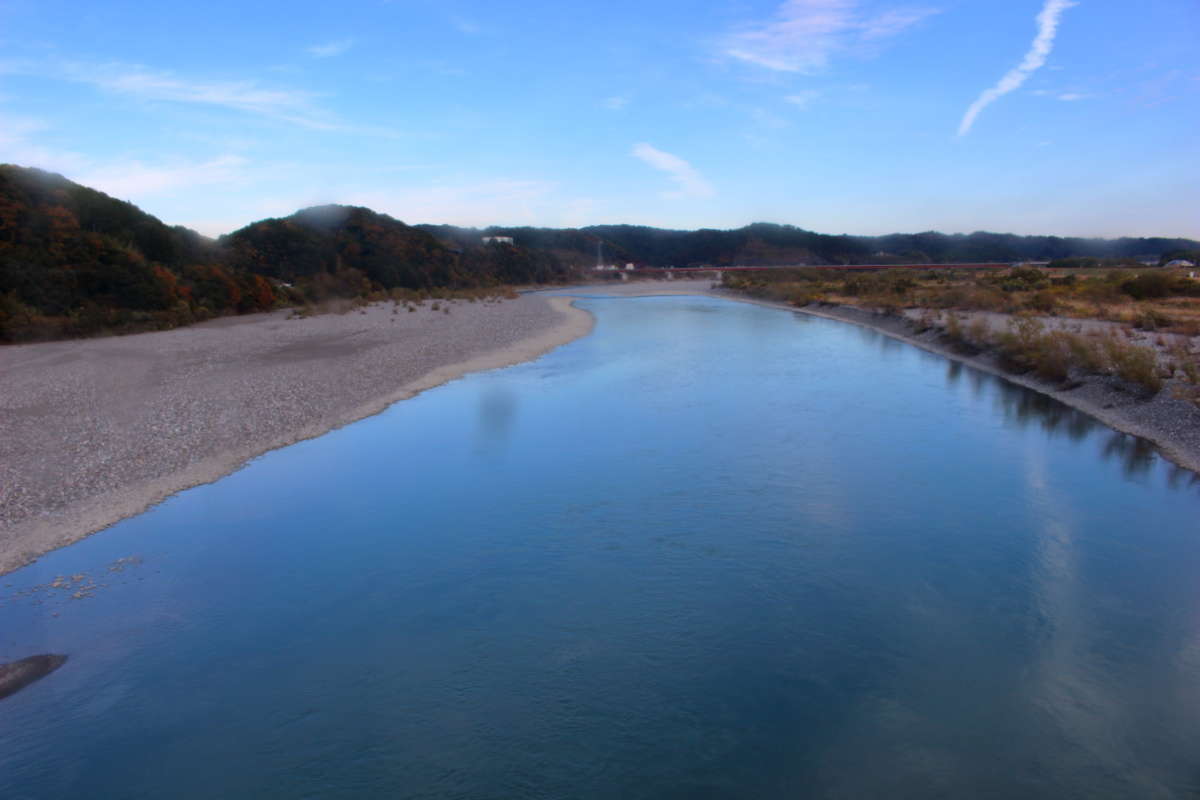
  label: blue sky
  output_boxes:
[1,0,1196,238]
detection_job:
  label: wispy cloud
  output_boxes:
[859,7,937,40]
[77,155,250,198]
[631,143,715,199]
[75,64,337,129]
[0,59,385,133]
[603,95,630,111]
[724,0,937,73]
[0,111,87,172]
[307,39,355,58]
[1032,88,1092,101]
[784,89,822,109]
[751,107,789,130]
[957,0,1077,136]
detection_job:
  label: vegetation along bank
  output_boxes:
[719,268,1200,475]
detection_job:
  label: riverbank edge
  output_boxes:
[758,299,1190,470]
[558,282,1200,476]
[0,296,595,578]
[744,296,1199,473]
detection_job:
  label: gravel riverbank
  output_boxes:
[0,294,592,576]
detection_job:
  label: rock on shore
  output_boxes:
[0,654,68,701]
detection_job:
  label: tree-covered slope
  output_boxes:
[0,165,276,340]
[0,170,570,341]
[224,205,569,292]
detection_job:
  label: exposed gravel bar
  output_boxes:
[0,294,591,576]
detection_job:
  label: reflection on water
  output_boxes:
[1167,464,1200,490]
[1100,431,1158,479]
[942,345,1094,440]
[854,321,905,356]
[1,295,1198,799]
[474,383,518,455]
[942,349,1194,482]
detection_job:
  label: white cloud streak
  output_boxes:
[957,0,1077,136]
[307,39,355,58]
[76,63,338,129]
[77,155,250,198]
[631,143,715,199]
[0,59,389,134]
[784,89,821,109]
[724,0,936,73]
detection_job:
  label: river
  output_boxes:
[2,295,1198,798]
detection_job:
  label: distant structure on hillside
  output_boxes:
[1165,259,1195,268]
[482,236,514,246]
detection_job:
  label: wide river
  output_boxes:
[2,295,1199,798]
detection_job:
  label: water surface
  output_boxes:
[2,295,1198,798]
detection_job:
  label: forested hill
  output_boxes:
[0,166,569,341]
[423,222,1200,269]
[222,205,567,294]
[0,165,276,341]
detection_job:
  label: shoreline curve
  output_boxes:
[0,295,594,578]
[553,280,1200,477]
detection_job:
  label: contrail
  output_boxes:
[957,0,1077,136]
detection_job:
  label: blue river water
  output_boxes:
[2,295,1199,798]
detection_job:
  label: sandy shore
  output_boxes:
[557,279,1200,475]
[0,294,592,576]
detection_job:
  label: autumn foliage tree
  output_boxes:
[0,165,282,341]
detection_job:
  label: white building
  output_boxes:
[482,236,514,246]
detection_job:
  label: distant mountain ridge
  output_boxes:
[422,222,1199,269]
[2,163,1196,341]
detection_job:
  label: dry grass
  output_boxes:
[723,267,1200,404]
[965,316,1167,394]
[723,266,1200,330]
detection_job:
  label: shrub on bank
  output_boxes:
[989,316,1165,394]
[995,317,1067,381]
[1103,335,1163,395]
